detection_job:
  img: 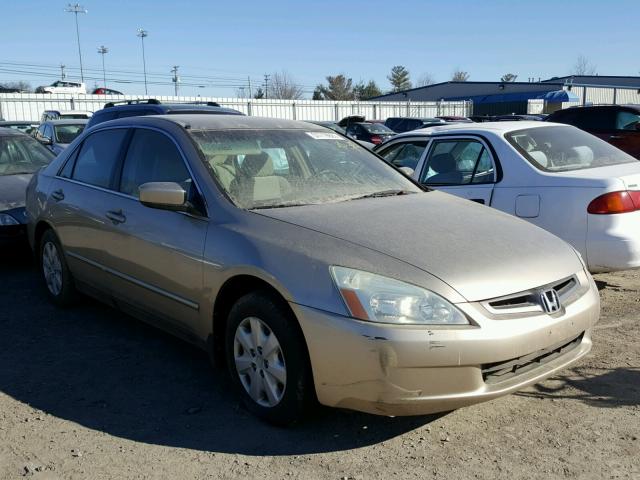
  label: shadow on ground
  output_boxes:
[0,250,435,456]
[516,365,640,408]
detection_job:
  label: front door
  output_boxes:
[100,127,207,336]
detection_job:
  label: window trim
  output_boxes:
[419,135,499,186]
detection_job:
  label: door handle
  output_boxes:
[106,209,126,224]
[51,189,64,201]
[470,198,485,204]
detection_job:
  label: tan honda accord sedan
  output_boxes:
[26,115,600,424]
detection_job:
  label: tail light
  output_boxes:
[587,190,640,214]
[370,135,382,144]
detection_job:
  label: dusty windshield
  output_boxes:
[0,135,54,175]
[190,129,421,209]
[506,126,636,172]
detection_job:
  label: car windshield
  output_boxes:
[362,123,394,134]
[506,126,636,172]
[54,124,85,144]
[190,129,421,209]
[0,135,54,175]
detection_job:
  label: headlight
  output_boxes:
[0,213,19,226]
[330,266,469,325]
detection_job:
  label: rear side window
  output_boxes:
[378,141,427,169]
[71,129,128,189]
[119,129,191,197]
[569,109,615,131]
[616,111,640,131]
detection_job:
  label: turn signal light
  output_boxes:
[370,135,382,145]
[587,190,640,214]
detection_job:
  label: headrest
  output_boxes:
[569,146,594,164]
[430,153,456,173]
[241,152,274,177]
[528,150,548,167]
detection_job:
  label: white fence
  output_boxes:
[0,93,472,122]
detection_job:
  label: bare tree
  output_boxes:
[0,80,32,92]
[451,69,470,82]
[416,73,435,87]
[267,71,304,100]
[500,73,518,82]
[572,55,597,76]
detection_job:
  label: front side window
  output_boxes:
[71,129,128,188]
[190,129,421,209]
[119,129,192,197]
[420,139,495,185]
[379,141,427,170]
[616,111,640,131]
[0,135,55,176]
[506,126,636,172]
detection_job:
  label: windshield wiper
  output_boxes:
[250,203,312,210]
[345,189,416,202]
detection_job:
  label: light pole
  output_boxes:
[65,3,87,83]
[97,45,108,88]
[137,28,149,95]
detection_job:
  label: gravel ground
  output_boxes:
[0,249,638,480]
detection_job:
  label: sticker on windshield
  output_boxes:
[305,131,345,140]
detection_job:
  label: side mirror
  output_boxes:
[40,136,52,145]
[399,166,414,176]
[139,182,188,211]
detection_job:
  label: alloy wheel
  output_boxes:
[42,241,63,296]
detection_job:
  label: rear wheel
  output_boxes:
[225,291,314,425]
[40,229,77,306]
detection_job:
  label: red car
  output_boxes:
[546,105,640,159]
[91,87,124,95]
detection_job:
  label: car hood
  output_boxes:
[0,174,32,211]
[256,191,582,302]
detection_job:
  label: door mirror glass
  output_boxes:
[139,182,188,211]
[41,136,52,145]
[398,166,414,176]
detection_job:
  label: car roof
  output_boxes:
[42,119,89,126]
[391,120,558,138]
[95,114,328,131]
[97,102,241,115]
[0,120,38,125]
[0,127,28,136]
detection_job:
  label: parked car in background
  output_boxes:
[546,105,640,159]
[34,120,87,155]
[385,117,446,133]
[0,121,40,135]
[41,110,93,122]
[91,87,124,95]
[0,128,55,245]
[375,121,640,272]
[85,99,242,129]
[306,121,375,149]
[492,114,545,121]
[344,122,395,145]
[26,115,598,424]
[436,116,473,123]
[36,81,86,94]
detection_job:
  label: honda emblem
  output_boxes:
[540,289,561,314]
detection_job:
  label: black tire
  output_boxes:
[39,229,77,307]
[225,290,314,425]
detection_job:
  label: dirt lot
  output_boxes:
[0,249,638,480]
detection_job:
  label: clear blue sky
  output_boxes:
[2,0,638,97]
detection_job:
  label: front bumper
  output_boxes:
[0,208,28,246]
[292,272,600,416]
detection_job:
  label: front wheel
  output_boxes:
[225,291,314,425]
[40,229,77,306]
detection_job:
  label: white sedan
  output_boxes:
[374,121,640,272]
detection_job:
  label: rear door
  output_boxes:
[418,136,497,205]
[47,127,130,291]
[100,127,207,335]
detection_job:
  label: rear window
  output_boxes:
[362,123,394,134]
[506,126,636,172]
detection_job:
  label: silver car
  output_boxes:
[26,115,600,424]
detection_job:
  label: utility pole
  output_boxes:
[97,45,108,88]
[60,64,66,80]
[65,3,87,83]
[171,65,180,96]
[137,28,149,95]
[247,76,252,98]
[264,74,270,99]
